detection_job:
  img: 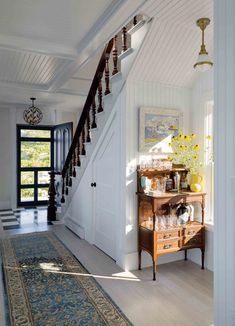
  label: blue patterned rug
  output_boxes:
[0,232,132,326]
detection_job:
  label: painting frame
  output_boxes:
[139,107,183,153]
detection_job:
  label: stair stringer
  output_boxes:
[59,19,151,230]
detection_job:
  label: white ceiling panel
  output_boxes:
[129,0,213,87]
[0,48,72,88]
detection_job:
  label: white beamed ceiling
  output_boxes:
[0,0,147,111]
[0,0,213,112]
[129,0,213,87]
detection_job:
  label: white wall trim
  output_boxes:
[64,216,85,239]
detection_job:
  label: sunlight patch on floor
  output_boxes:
[44,270,140,282]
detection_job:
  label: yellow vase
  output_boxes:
[190,174,203,192]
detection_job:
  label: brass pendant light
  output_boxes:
[194,18,213,72]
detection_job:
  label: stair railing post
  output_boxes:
[97,76,103,112]
[91,96,97,128]
[112,35,118,75]
[122,26,127,52]
[86,109,91,142]
[47,171,57,221]
[105,54,111,95]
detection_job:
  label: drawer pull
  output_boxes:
[164,244,172,249]
[188,230,195,235]
[164,234,171,239]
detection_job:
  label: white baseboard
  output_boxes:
[122,250,184,271]
[64,216,85,239]
[0,201,11,210]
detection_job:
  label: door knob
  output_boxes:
[91,182,96,187]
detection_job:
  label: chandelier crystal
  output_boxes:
[23,97,43,126]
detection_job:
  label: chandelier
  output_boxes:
[23,97,43,126]
[193,18,213,72]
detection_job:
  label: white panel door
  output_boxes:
[92,119,118,260]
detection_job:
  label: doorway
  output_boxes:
[17,125,53,207]
[17,123,73,207]
[92,117,118,260]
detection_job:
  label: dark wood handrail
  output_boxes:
[61,38,114,177]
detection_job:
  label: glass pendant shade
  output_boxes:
[193,53,213,72]
[23,98,43,126]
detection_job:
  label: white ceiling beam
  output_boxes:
[48,0,148,92]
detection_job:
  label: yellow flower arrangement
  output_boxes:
[168,133,202,174]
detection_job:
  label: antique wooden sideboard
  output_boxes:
[137,167,206,280]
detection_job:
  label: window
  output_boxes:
[204,101,214,223]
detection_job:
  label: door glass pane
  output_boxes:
[38,171,50,184]
[21,142,51,167]
[21,188,34,202]
[21,129,51,138]
[21,171,34,185]
[38,187,49,201]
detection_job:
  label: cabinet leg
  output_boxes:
[184,249,187,261]
[138,249,142,270]
[152,258,157,281]
[201,249,205,270]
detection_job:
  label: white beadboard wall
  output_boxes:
[214,0,235,324]
[124,80,192,269]
[188,69,214,271]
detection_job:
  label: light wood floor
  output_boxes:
[0,222,213,326]
[54,225,213,326]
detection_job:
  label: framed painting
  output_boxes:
[139,107,183,153]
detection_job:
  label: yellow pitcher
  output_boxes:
[190,174,203,192]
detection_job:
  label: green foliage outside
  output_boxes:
[21,129,51,138]
[21,142,51,168]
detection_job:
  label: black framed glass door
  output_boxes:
[17,125,53,207]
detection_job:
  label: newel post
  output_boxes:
[47,171,57,221]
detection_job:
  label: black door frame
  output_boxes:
[17,125,54,207]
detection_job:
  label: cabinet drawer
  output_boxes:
[183,235,203,247]
[184,226,203,237]
[157,230,181,241]
[157,240,180,252]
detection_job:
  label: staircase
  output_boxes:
[47,15,150,227]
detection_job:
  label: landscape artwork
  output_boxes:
[139,107,183,153]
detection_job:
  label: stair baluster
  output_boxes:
[76,136,81,167]
[97,77,103,113]
[65,172,69,195]
[82,127,86,155]
[91,97,97,128]
[105,54,111,95]
[69,162,72,187]
[73,152,76,177]
[61,175,65,203]
[112,35,118,75]
[133,16,137,26]
[122,26,127,52]
[86,110,91,142]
